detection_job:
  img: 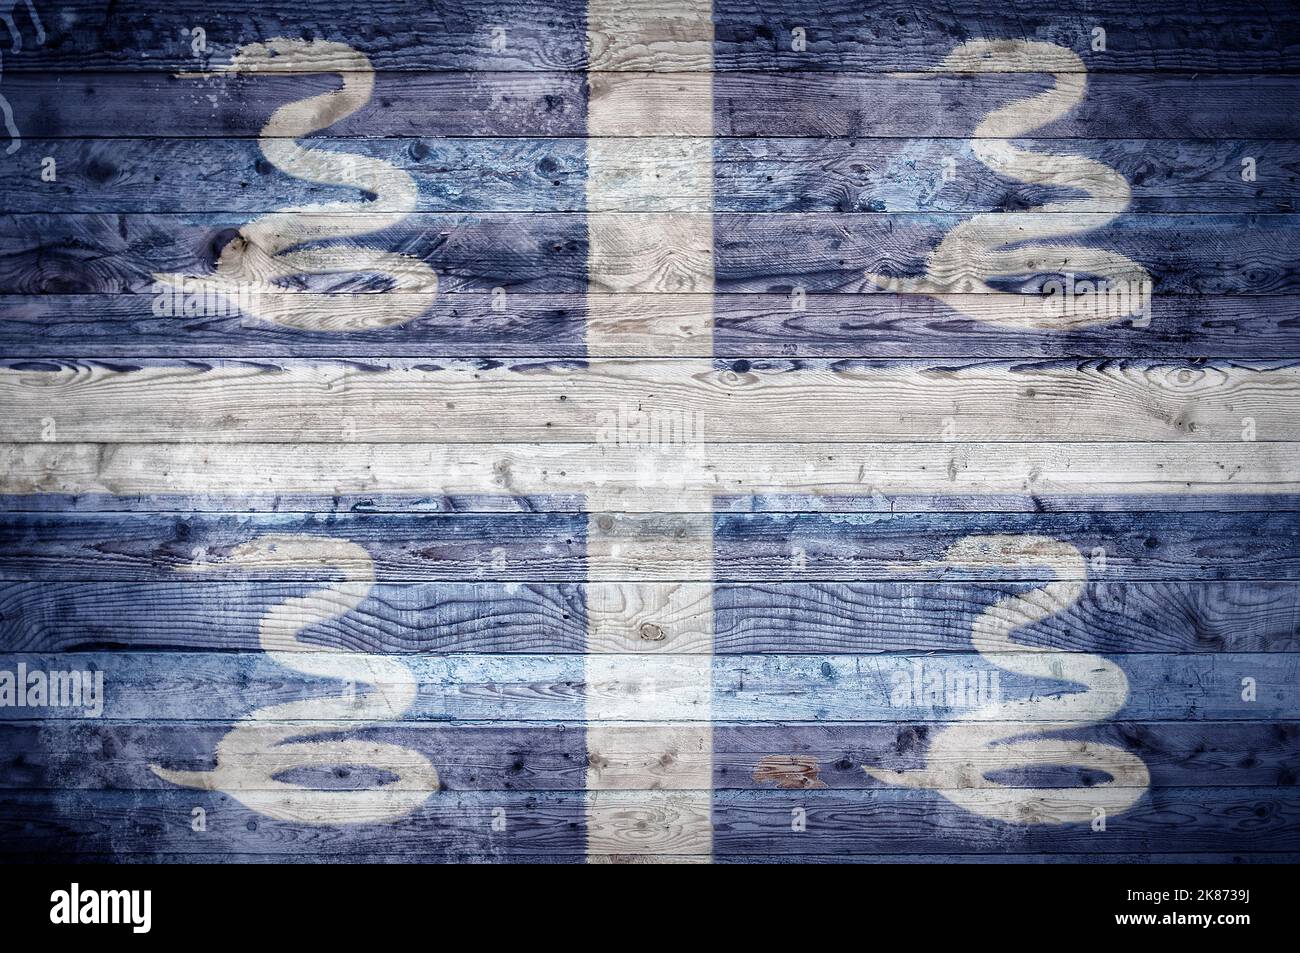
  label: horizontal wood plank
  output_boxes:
[2,580,1295,654]
[0,787,1295,854]
[0,651,1292,721]
[5,138,1294,214]
[2,213,1295,295]
[0,509,1297,581]
[8,0,1299,72]
[6,442,1297,509]
[5,73,1298,138]
[3,720,1295,790]
[1,359,1296,443]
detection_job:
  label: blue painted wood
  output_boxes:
[714,73,1300,138]
[0,139,586,214]
[3,579,1294,654]
[5,0,1297,72]
[710,653,1300,721]
[0,651,1290,721]
[1,73,1293,139]
[707,787,1300,854]
[0,721,590,791]
[2,213,1296,296]
[711,510,1300,581]
[0,213,587,294]
[711,295,1300,359]
[0,512,587,581]
[1,510,1297,581]
[0,581,586,653]
[0,790,586,858]
[712,581,1300,654]
[5,294,1299,359]
[0,72,586,138]
[710,0,1300,73]
[721,722,1300,789]
[0,787,1293,855]
[714,139,1300,215]
[3,720,1294,790]
[712,213,1300,295]
[3,138,1291,215]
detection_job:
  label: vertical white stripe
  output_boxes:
[586,0,715,861]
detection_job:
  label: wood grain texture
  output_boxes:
[1,787,1295,855]
[3,720,1295,790]
[1,509,1297,581]
[2,359,1295,443]
[6,443,1298,509]
[3,580,1295,654]
[1,0,1297,864]
[5,0,1297,72]
[9,138,1295,215]
[4,73,1297,139]
[0,651,1291,721]
[1,72,587,138]
[2,291,1299,358]
[1,212,1294,295]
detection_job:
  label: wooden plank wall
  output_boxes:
[0,0,1298,862]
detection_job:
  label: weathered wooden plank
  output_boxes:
[1,359,1295,443]
[713,581,1300,654]
[1,72,586,138]
[0,511,586,581]
[721,722,1300,789]
[711,295,1300,359]
[708,787,1300,854]
[6,138,1293,214]
[7,0,1298,72]
[0,651,1290,721]
[8,294,1300,361]
[1,213,1294,295]
[709,73,1300,138]
[0,510,1296,581]
[0,213,585,294]
[714,139,1300,215]
[0,790,586,857]
[712,653,1299,721]
[0,787,1294,854]
[707,0,1300,74]
[0,1,590,73]
[2,580,1294,654]
[711,510,1300,581]
[6,443,1297,509]
[5,720,1293,790]
[713,213,1300,295]
[714,852,1300,863]
[0,581,586,653]
[5,73,1296,139]
[8,852,1298,863]
[0,139,585,214]
[0,721,588,791]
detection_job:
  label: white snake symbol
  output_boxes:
[864,535,1151,823]
[154,39,438,331]
[867,40,1152,328]
[150,535,440,824]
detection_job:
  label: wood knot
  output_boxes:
[638,622,666,642]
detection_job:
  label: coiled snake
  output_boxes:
[866,40,1152,329]
[864,535,1150,823]
[150,535,440,824]
[154,39,437,331]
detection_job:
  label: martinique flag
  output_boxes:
[0,0,1297,862]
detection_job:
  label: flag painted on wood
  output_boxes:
[0,0,1298,863]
